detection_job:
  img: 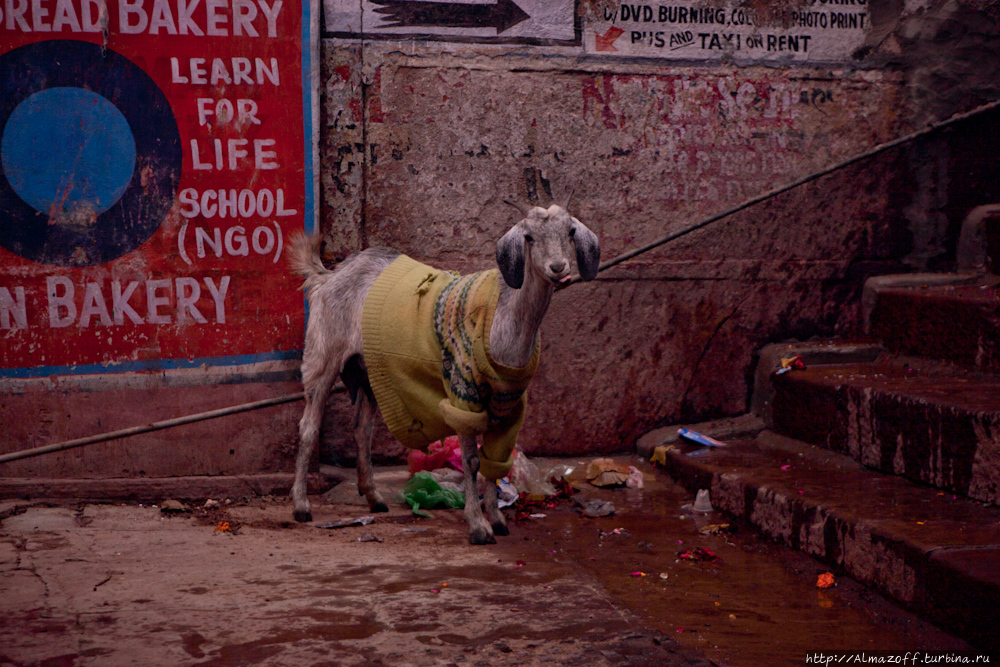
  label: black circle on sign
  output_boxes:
[0,40,181,267]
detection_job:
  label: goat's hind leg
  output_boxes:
[354,391,389,513]
[292,366,338,523]
[459,434,495,545]
[482,478,509,536]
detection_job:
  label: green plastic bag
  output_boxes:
[399,471,465,517]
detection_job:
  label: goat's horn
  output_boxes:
[558,188,575,210]
[503,199,532,216]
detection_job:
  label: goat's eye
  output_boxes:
[524,234,534,243]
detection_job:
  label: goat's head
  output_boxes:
[496,191,601,289]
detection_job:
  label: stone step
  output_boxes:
[864,275,1000,372]
[770,355,1000,505]
[649,426,1000,652]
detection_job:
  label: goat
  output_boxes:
[287,194,600,544]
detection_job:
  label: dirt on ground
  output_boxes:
[0,460,968,667]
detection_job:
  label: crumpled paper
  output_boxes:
[586,458,632,487]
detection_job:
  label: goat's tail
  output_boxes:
[287,232,331,291]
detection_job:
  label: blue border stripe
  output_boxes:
[301,0,315,327]
[0,350,303,380]
[302,0,315,235]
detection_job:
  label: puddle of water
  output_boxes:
[193,611,385,666]
[505,463,970,666]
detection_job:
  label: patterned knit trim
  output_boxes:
[434,269,538,426]
[434,271,490,406]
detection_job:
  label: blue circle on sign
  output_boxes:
[0,40,181,267]
[2,87,137,217]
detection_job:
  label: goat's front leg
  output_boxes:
[482,477,509,537]
[355,392,388,513]
[458,434,495,545]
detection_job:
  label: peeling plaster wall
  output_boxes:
[317,0,1000,460]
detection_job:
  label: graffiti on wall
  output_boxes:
[0,0,316,377]
[575,70,869,215]
[585,1,869,61]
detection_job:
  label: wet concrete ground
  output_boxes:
[0,460,969,666]
[510,459,971,663]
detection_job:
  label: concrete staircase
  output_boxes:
[642,208,1000,651]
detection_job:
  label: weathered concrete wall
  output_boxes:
[8,1,996,479]
[886,2,1000,270]
[1,365,303,479]
[315,0,1000,461]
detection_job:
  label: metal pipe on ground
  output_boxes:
[0,389,344,465]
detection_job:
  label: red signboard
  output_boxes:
[0,0,316,377]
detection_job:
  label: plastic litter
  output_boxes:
[775,355,807,375]
[408,436,463,475]
[314,515,376,529]
[574,497,616,518]
[692,489,714,513]
[510,450,557,497]
[678,429,727,448]
[586,458,632,487]
[698,523,731,535]
[625,466,644,489]
[429,468,465,496]
[357,533,382,543]
[678,547,719,562]
[817,572,835,589]
[160,499,188,513]
[398,471,465,517]
[650,445,677,466]
[496,478,518,508]
[545,463,576,482]
[510,476,577,521]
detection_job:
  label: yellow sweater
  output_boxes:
[361,255,540,479]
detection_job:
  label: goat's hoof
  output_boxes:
[491,521,510,537]
[468,529,497,545]
[371,501,389,513]
[293,509,313,523]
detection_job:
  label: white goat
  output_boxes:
[288,194,600,544]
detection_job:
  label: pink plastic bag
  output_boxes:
[408,436,463,475]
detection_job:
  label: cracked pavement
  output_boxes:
[0,482,712,667]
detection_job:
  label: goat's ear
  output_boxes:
[496,223,526,289]
[571,219,601,282]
